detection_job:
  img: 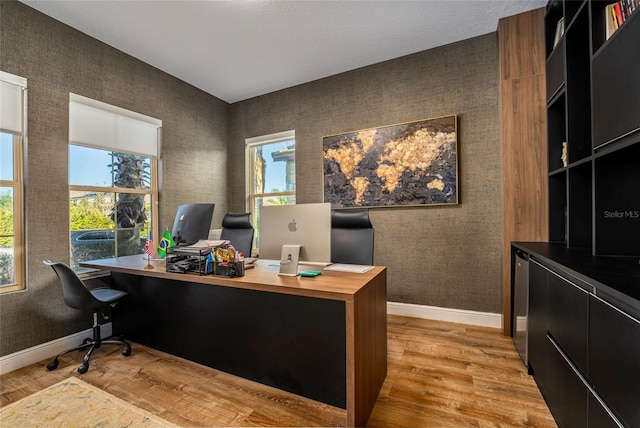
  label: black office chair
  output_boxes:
[331,209,374,265]
[43,260,131,374]
[220,212,255,257]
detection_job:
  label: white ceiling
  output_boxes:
[21,0,546,103]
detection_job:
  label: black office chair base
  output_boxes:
[46,311,132,374]
[46,337,131,374]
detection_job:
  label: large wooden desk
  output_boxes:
[83,255,387,427]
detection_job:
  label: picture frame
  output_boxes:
[323,114,458,208]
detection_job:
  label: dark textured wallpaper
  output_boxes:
[229,33,502,315]
[1,0,502,358]
[0,1,228,356]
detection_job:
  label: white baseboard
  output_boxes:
[387,301,502,329]
[0,323,112,376]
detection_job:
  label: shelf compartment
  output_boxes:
[594,142,640,256]
[547,93,567,171]
[549,170,568,244]
[546,38,566,101]
[545,0,565,56]
[590,0,610,54]
[564,0,587,29]
[591,0,640,54]
[567,162,592,249]
[564,7,592,164]
[592,9,640,150]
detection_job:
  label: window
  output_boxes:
[0,71,27,293]
[246,131,296,252]
[69,94,161,272]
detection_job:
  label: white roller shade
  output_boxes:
[0,71,27,134]
[69,93,161,158]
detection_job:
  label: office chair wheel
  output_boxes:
[122,346,131,357]
[46,359,59,371]
[77,364,89,374]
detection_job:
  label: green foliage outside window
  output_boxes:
[69,151,152,270]
[0,191,13,247]
[70,196,113,231]
[0,192,15,285]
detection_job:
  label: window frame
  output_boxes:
[0,134,25,293]
[68,94,160,273]
[68,156,158,272]
[245,130,296,254]
[0,71,27,294]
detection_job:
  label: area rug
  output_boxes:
[0,376,176,427]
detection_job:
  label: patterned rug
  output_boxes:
[0,376,176,427]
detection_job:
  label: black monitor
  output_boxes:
[171,203,215,245]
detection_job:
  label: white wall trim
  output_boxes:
[0,323,112,376]
[387,301,502,329]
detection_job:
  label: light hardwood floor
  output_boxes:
[0,315,556,427]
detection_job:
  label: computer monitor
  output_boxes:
[259,202,331,264]
[171,203,215,245]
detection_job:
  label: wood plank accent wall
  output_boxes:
[499,8,548,335]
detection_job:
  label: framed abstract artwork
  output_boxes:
[323,114,459,208]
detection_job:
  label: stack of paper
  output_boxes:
[325,264,374,273]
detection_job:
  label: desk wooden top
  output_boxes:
[82,255,386,302]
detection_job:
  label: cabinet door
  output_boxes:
[588,393,622,428]
[545,336,589,428]
[547,270,589,375]
[528,260,548,379]
[589,295,640,428]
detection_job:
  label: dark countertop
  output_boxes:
[512,242,640,316]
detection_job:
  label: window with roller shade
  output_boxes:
[0,71,27,293]
[69,94,161,272]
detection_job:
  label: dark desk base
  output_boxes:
[111,273,347,408]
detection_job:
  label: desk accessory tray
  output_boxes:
[166,247,213,275]
[213,261,244,277]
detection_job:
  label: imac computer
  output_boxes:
[259,202,331,266]
[171,203,215,245]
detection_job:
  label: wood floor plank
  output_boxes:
[0,315,556,427]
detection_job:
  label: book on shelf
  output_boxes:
[606,3,618,39]
[606,0,638,40]
[553,17,565,48]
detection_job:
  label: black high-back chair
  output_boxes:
[220,212,254,257]
[43,260,131,374]
[331,209,374,265]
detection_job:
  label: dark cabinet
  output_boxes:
[513,243,638,428]
[528,260,549,379]
[546,0,593,250]
[543,338,588,428]
[528,258,589,428]
[547,270,589,375]
[545,0,640,257]
[589,295,640,427]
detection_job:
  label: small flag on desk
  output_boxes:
[144,238,158,259]
[157,228,175,258]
